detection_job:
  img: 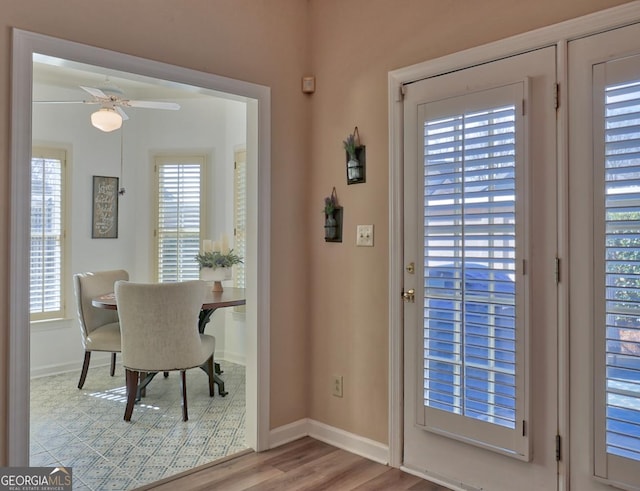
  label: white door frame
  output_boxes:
[9,29,271,464]
[387,0,640,483]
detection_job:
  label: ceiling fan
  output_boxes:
[34,85,181,132]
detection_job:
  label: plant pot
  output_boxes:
[200,267,231,292]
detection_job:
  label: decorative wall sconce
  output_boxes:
[323,187,343,242]
[343,126,366,185]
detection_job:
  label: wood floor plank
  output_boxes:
[242,461,328,491]
[134,437,454,491]
[299,450,390,490]
[351,467,437,490]
[262,437,336,472]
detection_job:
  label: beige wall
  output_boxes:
[0,0,634,464]
[305,0,634,444]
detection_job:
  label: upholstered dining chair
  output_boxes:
[74,269,129,389]
[115,280,216,422]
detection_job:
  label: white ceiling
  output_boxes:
[33,53,220,102]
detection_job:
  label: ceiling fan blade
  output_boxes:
[80,86,108,98]
[33,100,95,104]
[126,100,181,110]
[115,106,129,121]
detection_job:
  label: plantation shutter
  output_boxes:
[234,149,247,288]
[30,147,65,321]
[155,157,203,282]
[419,83,527,455]
[594,59,640,482]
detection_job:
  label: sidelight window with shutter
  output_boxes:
[418,83,528,456]
[154,156,204,283]
[30,147,66,321]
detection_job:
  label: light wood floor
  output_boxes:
[135,437,453,490]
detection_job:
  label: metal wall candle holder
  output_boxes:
[344,126,366,185]
[324,187,343,242]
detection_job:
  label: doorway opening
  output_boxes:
[9,29,271,469]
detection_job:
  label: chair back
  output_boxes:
[115,280,207,372]
[74,270,129,344]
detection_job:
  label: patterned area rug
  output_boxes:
[30,361,246,490]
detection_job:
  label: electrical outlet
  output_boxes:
[356,224,374,247]
[332,375,343,397]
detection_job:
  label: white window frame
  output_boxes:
[30,146,67,322]
[153,155,206,283]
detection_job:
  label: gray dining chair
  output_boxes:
[115,280,216,422]
[74,269,129,389]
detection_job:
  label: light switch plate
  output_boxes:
[356,225,374,247]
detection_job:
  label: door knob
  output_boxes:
[402,288,415,303]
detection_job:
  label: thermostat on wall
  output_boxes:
[302,76,316,94]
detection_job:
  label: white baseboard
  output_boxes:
[269,418,310,447]
[30,353,113,379]
[217,351,246,366]
[269,418,389,465]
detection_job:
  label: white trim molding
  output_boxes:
[269,419,389,465]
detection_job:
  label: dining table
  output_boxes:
[92,286,246,397]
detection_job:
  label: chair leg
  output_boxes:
[164,372,169,378]
[140,372,147,398]
[77,351,91,389]
[180,370,188,421]
[124,369,139,422]
[207,356,215,397]
[110,352,116,376]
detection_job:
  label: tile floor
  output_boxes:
[30,361,246,490]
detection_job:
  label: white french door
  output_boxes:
[569,22,640,491]
[403,47,558,490]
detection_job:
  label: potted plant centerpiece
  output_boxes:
[196,245,243,292]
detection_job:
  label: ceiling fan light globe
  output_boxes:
[91,108,122,132]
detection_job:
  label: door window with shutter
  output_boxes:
[30,147,66,321]
[154,156,204,283]
[418,83,526,453]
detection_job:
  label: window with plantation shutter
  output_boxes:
[30,147,66,321]
[155,156,204,283]
[602,79,640,463]
[234,149,246,288]
[593,58,640,484]
[419,83,527,455]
